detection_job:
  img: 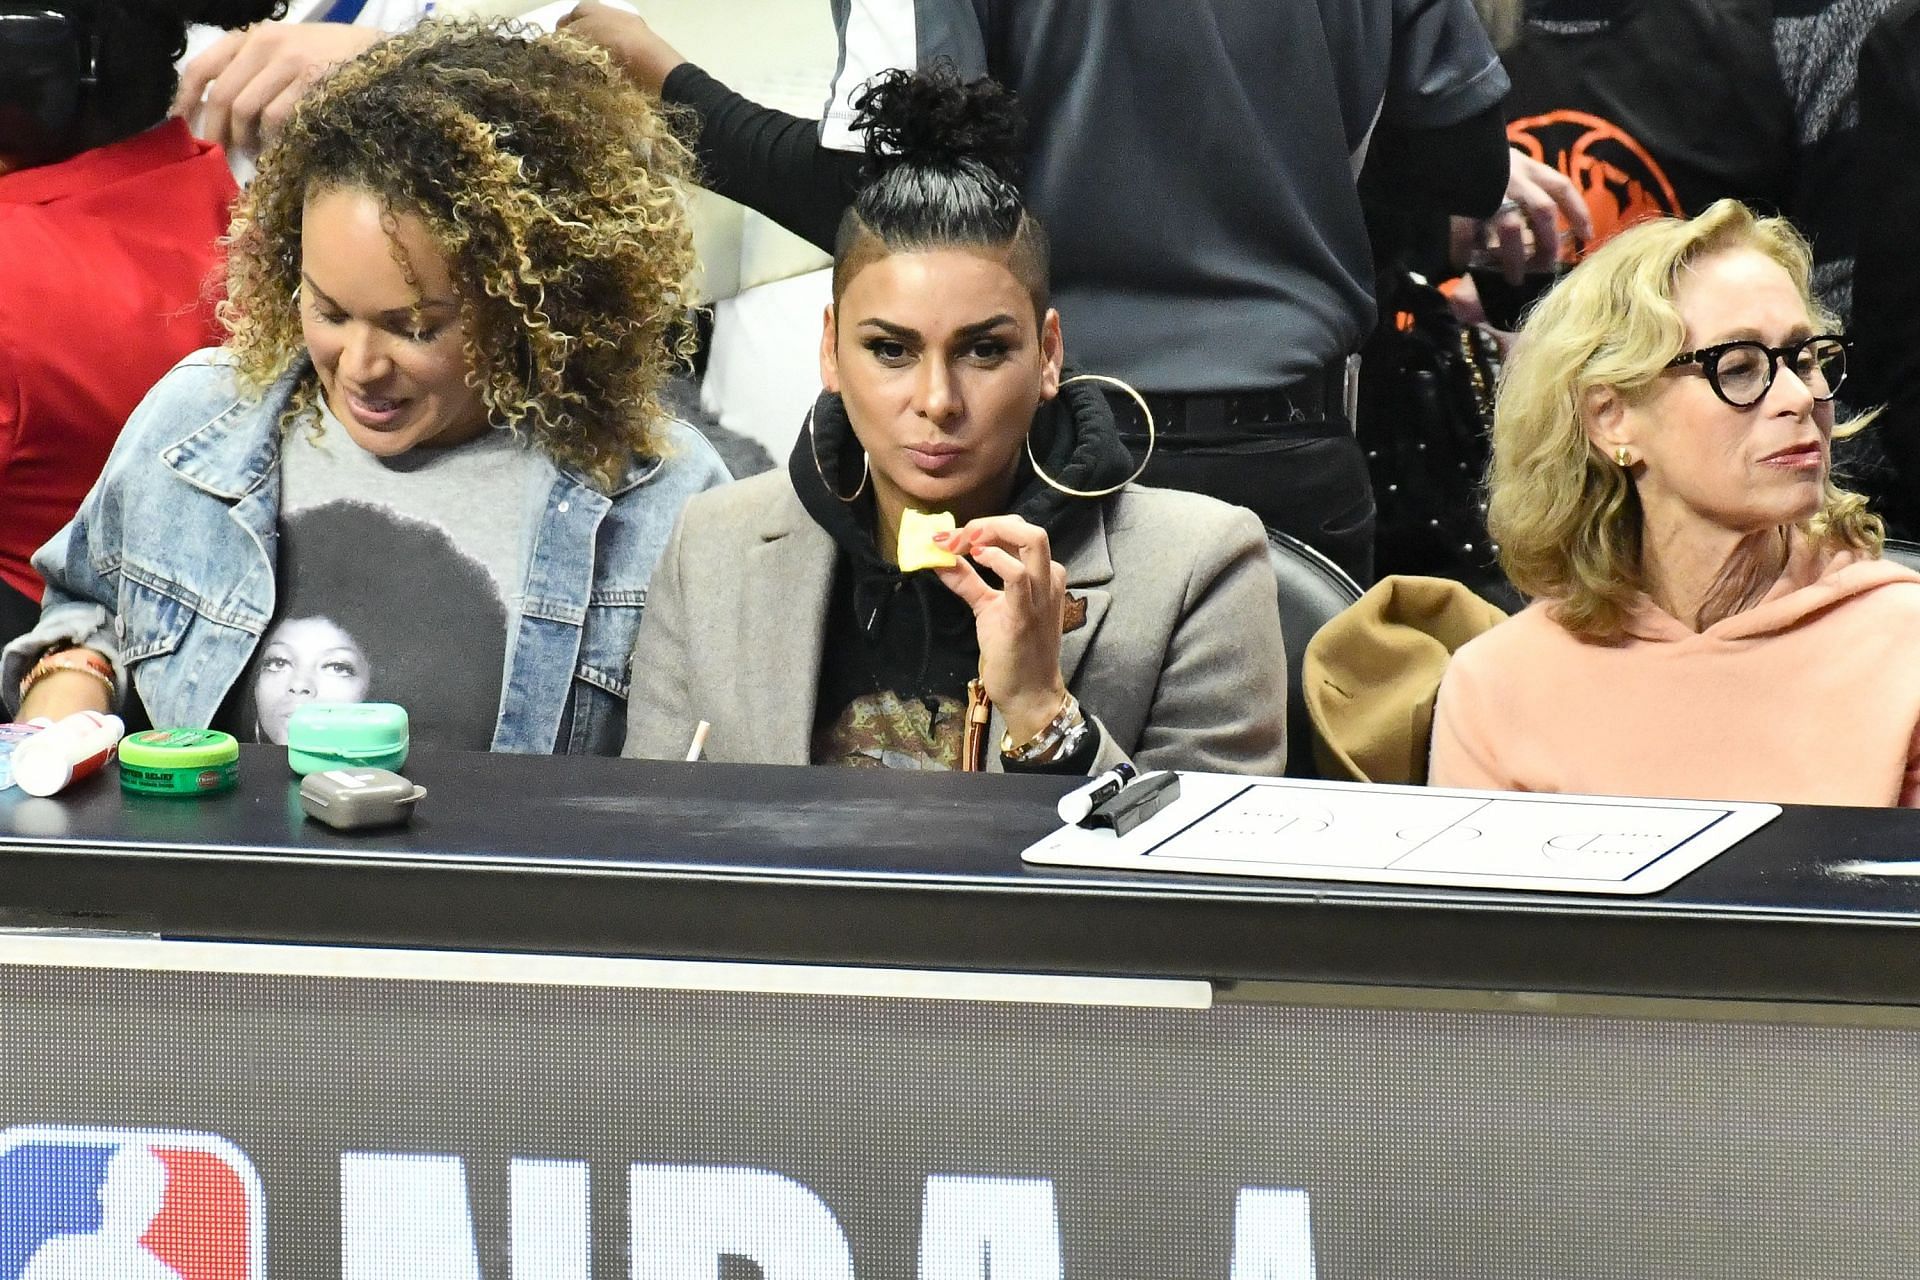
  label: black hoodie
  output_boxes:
[791,376,1134,770]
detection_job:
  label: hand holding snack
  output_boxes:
[896,508,960,571]
[929,514,1071,744]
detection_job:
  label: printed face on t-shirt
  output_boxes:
[236,500,510,751]
[252,615,372,744]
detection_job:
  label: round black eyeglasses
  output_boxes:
[1663,335,1850,408]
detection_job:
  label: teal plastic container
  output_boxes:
[285,703,410,776]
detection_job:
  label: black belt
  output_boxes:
[1104,362,1346,436]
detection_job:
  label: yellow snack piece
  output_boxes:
[897,508,959,571]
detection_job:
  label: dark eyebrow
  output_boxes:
[856,318,921,340]
[954,314,1018,339]
[855,314,1020,342]
[301,272,457,319]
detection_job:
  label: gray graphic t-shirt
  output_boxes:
[232,402,540,749]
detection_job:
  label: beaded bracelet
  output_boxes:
[18,648,115,705]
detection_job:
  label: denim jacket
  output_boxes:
[0,351,731,754]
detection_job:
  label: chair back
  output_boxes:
[1266,527,1364,777]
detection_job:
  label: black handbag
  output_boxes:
[1355,271,1518,607]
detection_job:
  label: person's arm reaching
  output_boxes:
[1366,101,1511,221]
[563,0,866,253]
[1369,0,1589,282]
[557,0,684,92]
[1445,144,1595,288]
[174,21,384,153]
[663,64,866,253]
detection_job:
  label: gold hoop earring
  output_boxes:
[808,402,869,503]
[1614,446,1633,468]
[1027,373,1156,500]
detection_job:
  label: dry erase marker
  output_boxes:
[1058,762,1138,825]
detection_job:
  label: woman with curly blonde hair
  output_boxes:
[2,21,729,754]
[1431,199,1920,806]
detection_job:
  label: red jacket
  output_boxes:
[0,118,236,602]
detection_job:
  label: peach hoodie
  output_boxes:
[1430,539,1920,806]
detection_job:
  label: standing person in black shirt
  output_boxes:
[1490,0,1893,321]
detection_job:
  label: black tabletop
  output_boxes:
[4,747,1920,1005]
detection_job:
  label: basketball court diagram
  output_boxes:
[1022,775,1779,895]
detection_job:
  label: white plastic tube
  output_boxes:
[11,710,126,797]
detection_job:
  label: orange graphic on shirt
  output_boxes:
[1508,109,1684,263]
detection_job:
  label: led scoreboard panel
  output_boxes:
[4,750,1920,1278]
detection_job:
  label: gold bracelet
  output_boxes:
[18,651,115,705]
[1000,692,1087,765]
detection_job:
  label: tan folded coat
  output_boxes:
[1304,576,1506,785]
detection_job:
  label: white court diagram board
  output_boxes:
[1021,774,1780,895]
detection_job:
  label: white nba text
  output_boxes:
[339,1155,1319,1278]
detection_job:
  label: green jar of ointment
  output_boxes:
[118,729,240,797]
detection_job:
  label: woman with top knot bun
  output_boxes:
[0,0,285,647]
[624,66,1290,777]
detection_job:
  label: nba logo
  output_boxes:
[0,1127,263,1279]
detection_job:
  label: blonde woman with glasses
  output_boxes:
[1431,199,1920,805]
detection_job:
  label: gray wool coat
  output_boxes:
[622,471,1288,775]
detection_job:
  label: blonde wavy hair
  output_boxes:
[220,20,696,491]
[1488,198,1881,639]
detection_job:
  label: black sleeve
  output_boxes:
[662,62,869,255]
[1360,100,1510,220]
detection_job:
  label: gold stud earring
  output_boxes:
[1614,446,1633,468]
